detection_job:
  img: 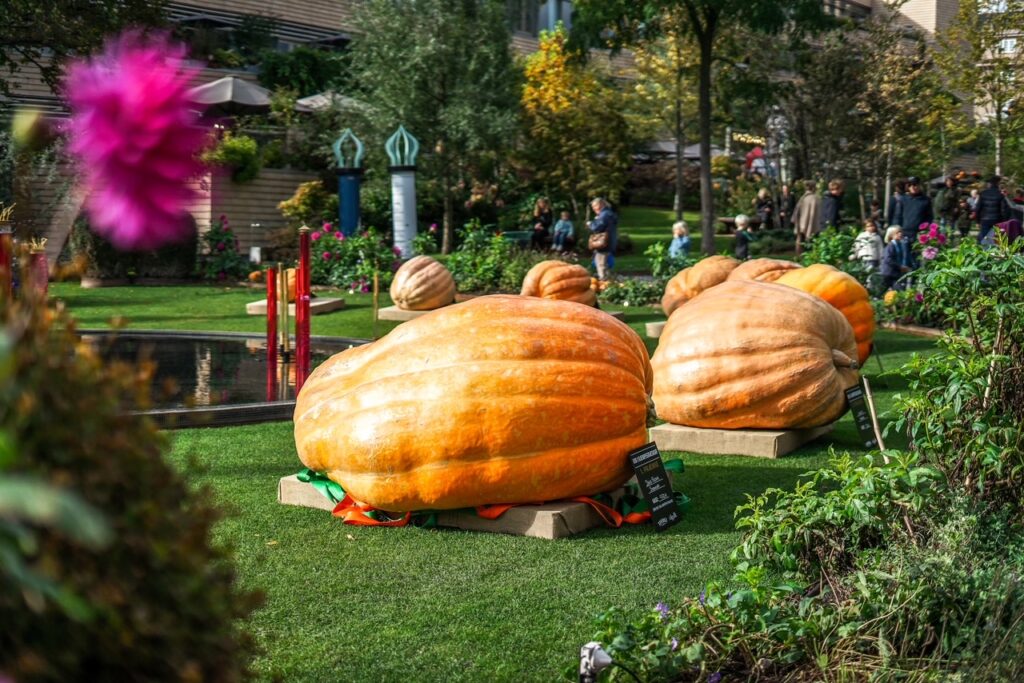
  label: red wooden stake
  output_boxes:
[296,226,312,392]
[266,265,278,401]
[0,227,12,298]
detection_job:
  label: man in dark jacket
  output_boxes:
[887,181,905,226]
[896,177,933,235]
[819,179,844,231]
[588,197,618,281]
[933,177,961,230]
[976,176,1010,243]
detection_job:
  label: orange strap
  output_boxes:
[332,495,411,527]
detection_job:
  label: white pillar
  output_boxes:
[390,169,417,258]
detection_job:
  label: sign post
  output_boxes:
[627,442,682,531]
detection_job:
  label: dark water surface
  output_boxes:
[83,332,366,409]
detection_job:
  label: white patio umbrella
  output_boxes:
[190,76,271,115]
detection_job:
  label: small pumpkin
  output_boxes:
[285,267,297,303]
[389,255,456,311]
[248,270,263,283]
[661,255,739,316]
[294,295,653,511]
[652,280,859,430]
[521,260,597,306]
[726,258,801,283]
[775,264,875,364]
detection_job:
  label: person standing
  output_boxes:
[887,181,905,226]
[734,214,756,260]
[820,179,845,231]
[880,226,910,291]
[753,188,775,230]
[588,197,618,282]
[851,220,883,271]
[778,184,796,232]
[976,176,1010,244]
[897,177,933,235]
[551,210,574,252]
[933,177,960,231]
[669,221,691,259]
[791,180,822,252]
[531,197,553,249]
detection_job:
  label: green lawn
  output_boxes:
[55,283,933,680]
[616,206,734,273]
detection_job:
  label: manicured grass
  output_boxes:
[56,283,933,680]
[616,206,734,273]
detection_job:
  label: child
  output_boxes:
[881,226,910,291]
[734,214,756,260]
[954,198,972,239]
[668,221,691,259]
[850,220,883,271]
[552,210,574,251]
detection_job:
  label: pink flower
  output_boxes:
[216,242,225,251]
[392,246,402,255]
[334,231,343,240]
[919,233,929,244]
[323,221,333,230]
[322,251,331,260]
[928,224,939,237]
[429,223,438,233]
[914,292,924,303]
[311,231,321,241]
[361,284,370,293]
[922,246,938,260]
[937,233,947,245]
[65,32,208,250]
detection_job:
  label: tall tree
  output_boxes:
[351,0,520,253]
[573,1,828,255]
[519,26,633,219]
[1,0,166,97]
[936,0,1024,176]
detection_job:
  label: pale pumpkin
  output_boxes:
[661,255,740,316]
[775,264,875,364]
[726,258,801,283]
[285,268,297,303]
[652,280,859,429]
[389,255,456,311]
[294,295,653,511]
[521,260,597,306]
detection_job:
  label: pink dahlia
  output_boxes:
[322,251,331,260]
[64,33,207,250]
[919,233,929,244]
[334,231,343,240]
[311,231,322,241]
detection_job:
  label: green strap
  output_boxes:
[296,468,347,504]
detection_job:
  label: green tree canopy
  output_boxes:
[351,0,520,253]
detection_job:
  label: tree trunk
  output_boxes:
[674,93,685,221]
[440,146,454,254]
[696,24,716,255]
[995,114,1003,177]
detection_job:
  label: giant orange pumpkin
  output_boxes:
[661,255,739,316]
[521,260,597,306]
[775,264,875,364]
[652,280,859,429]
[726,258,801,283]
[389,255,456,310]
[294,295,652,511]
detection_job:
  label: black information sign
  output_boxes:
[627,442,681,532]
[845,381,879,449]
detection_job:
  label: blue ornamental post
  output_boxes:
[386,125,419,258]
[332,129,365,237]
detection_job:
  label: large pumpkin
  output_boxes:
[294,295,652,511]
[726,258,801,283]
[285,268,297,303]
[775,264,875,364]
[389,255,456,311]
[661,255,739,316]
[521,260,597,306]
[652,280,859,430]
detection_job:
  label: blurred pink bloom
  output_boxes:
[334,231,343,240]
[322,221,333,230]
[937,233,947,245]
[216,242,225,251]
[392,246,402,255]
[65,32,207,250]
[922,246,938,260]
[429,223,438,233]
[322,251,331,260]
[361,284,370,293]
[918,233,929,244]
[914,292,924,303]
[311,231,321,241]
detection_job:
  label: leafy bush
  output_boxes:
[412,225,440,255]
[748,229,793,257]
[70,217,198,281]
[308,225,399,289]
[599,278,664,307]
[800,226,858,269]
[644,242,688,279]
[197,214,251,281]
[0,285,260,680]
[258,46,349,96]
[445,220,549,293]
[278,180,338,228]
[204,132,262,183]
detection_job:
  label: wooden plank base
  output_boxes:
[646,321,666,338]
[246,298,346,316]
[277,475,622,540]
[650,423,834,459]
[377,305,442,321]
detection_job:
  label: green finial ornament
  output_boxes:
[385,125,419,166]
[332,128,365,169]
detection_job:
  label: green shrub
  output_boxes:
[308,226,399,290]
[258,46,349,96]
[599,278,664,307]
[0,288,260,680]
[445,220,548,293]
[205,133,262,183]
[278,180,338,228]
[196,214,251,281]
[644,242,688,279]
[800,226,858,269]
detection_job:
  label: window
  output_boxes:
[1000,37,1018,53]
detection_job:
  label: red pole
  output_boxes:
[0,224,12,299]
[296,226,312,391]
[266,265,278,401]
